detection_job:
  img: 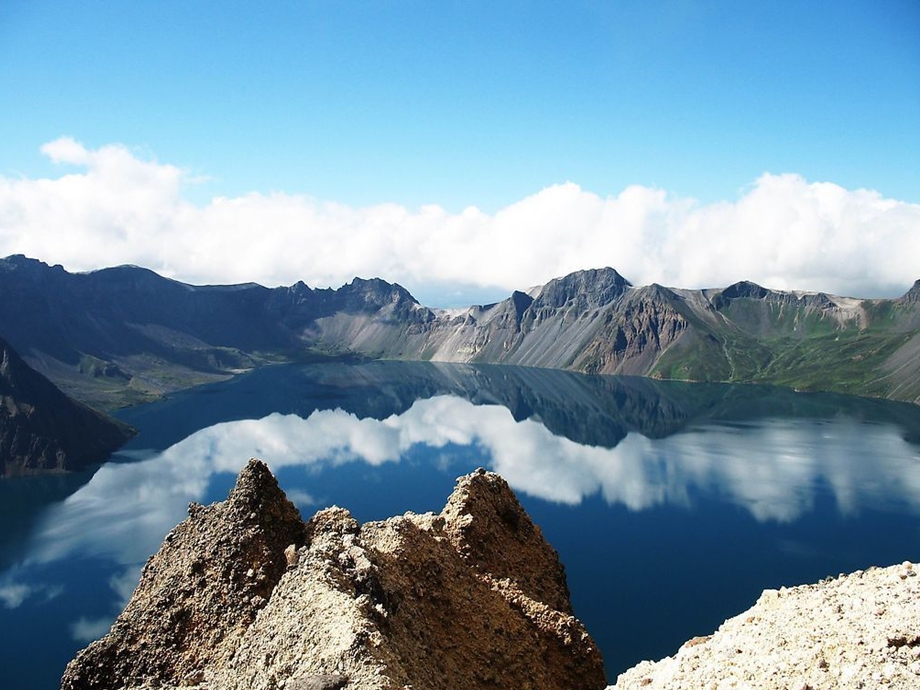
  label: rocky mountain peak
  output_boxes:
[441,468,573,613]
[635,283,679,303]
[1,254,50,272]
[509,289,535,317]
[535,267,632,310]
[62,462,606,690]
[227,458,307,528]
[902,279,920,303]
[347,276,415,301]
[333,277,432,322]
[0,254,67,285]
[288,280,313,297]
[62,458,307,690]
[719,280,771,301]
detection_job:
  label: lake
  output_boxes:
[3,361,920,689]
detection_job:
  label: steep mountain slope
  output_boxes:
[655,280,920,402]
[0,335,135,476]
[407,271,920,403]
[0,255,438,409]
[1,255,917,408]
[0,256,277,408]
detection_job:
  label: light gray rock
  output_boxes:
[612,561,920,690]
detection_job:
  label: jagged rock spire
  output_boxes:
[62,462,606,690]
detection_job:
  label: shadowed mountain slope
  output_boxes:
[0,334,135,476]
[1,255,917,409]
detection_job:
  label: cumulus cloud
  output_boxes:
[39,137,92,165]
[1,138,917,299]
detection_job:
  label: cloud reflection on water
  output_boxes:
[28,396,920,570]
[0,567,63,609]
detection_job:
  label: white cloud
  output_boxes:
[1,138,917,298]
[285,488,319,510]
[70,615,115,643]
[0,576,63,609]
[0,582,32,609]
[39,137,91,165]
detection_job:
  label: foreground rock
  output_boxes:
[62,461,606,690]
[613,561,920,690]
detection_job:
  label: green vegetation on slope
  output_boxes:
[750,330,916,398]
[652,293,918,402]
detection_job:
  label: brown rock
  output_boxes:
[441,467,573,613]
[288,675,349,690]
[61,463,607,690]
[61,459,307,689]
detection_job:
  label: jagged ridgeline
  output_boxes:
[61,460,607,690]
[1,255,918,410]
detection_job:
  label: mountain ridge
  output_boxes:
[1,255,917,409]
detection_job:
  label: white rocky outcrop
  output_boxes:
[612,561,920,690]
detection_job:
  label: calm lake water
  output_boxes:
[3,361,920,689]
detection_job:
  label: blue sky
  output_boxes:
[0,1,918,302]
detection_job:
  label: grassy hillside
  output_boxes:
[651,290,920,403]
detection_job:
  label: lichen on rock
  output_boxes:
[61,461,607,690]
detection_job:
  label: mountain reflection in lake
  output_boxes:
[2,362,920,688]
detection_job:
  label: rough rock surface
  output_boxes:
[61,461,606,690]
[612,561,920,690]
[61,460,308,689]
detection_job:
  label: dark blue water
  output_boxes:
[3,361,920,689]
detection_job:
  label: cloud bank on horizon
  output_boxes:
[1,137,917,303]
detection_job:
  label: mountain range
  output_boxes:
[1,254,918,410]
